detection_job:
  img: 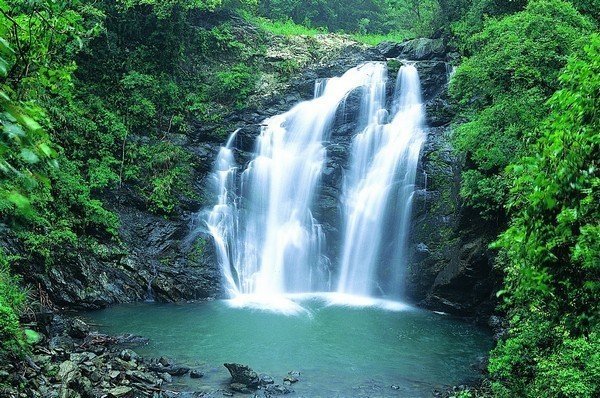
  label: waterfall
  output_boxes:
[337,64,426,298]
[204,62,426,303]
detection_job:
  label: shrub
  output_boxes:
[489,34,600,398]
[212,63,257,107]
[0,251,26,357]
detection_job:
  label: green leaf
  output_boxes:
[20,148,40,164]
[7,191,31,211]
[0,57,9,77]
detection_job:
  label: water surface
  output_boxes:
[81,297,491,397]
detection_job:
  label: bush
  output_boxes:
[124,141,196,214]
[0,251,26,357]
[489,34,600,398]
[450,0,593,220]
[212,63,257,107]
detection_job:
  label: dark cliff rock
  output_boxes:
[403,49,499,318]
[6,183,223,309]
[377,38,446,61]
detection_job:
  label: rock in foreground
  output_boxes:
[223,363,260,390]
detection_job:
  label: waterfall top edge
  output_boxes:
[224,292,414,315]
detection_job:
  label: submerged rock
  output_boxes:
[265,384,294,395]
[189,369,204,379]
[283,375,298,384]
[118,349,139,362]
[230,382,253,393]
[147,358,190,376]
[114,333,149,346]
[259,373,274,385]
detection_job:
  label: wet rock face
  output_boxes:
[400,45,499,317]
[10,189,224,309]
[377,38,447,61]
[308,39,497,317]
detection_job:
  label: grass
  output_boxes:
[350,31,411,45]
[246,14,411,45]
[249,16,327,36]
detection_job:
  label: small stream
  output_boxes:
[80,297,492,397]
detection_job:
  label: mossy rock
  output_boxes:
[24,329,43,345]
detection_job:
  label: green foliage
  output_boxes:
[447,4,599,396]
[258,0,393,33]
[0,93,56,215]
[1,1,120,265]
[258,0,439,35]
[489,34,600,398]
[187,237,207,263]
[124,141,195,214]
[256,0,440,37]
[118,0,257,18]
[24,329,42,345]
[450,0,528,45]
[350,30,411,45]
[250,12,411,45]
[212,63,257,107]
[250,16,327,36]
[0,36,57,215]
[0,250,27,357]
[68,1,268,212]
[0,0,104,101]
[450,0,593,220]
[13,154,120,265]
[570,0,600,21]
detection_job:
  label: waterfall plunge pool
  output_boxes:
[80,296,492,397]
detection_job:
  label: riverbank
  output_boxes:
[0,310,197,398]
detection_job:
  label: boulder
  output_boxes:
[118,349,139,362]
[49,335,75,351]
[68,319,90,339]
[376,41,404,58]
[283,375,298,384]
[397,38,446,60]
[230,382,252,393]
[57,361,79,385]
[265,384,294,395]
[223,363,259,389]
[147,357,190,376]
[107,386,133,397]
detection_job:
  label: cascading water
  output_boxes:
[207,63,387,298]
[337,64,426,298]
[204,62,426,305]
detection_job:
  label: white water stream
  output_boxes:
[204,62,426,306]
